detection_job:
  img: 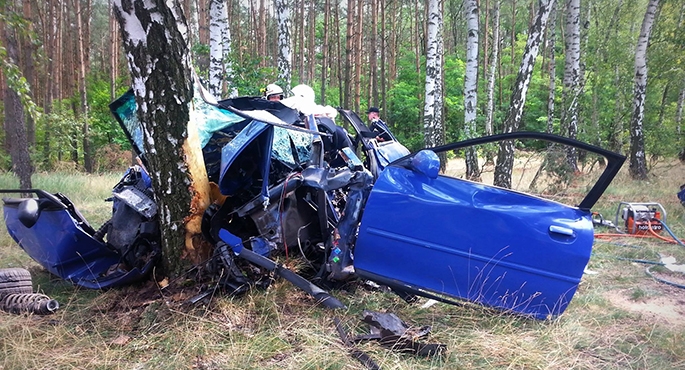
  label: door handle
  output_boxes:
[549,225,575,237]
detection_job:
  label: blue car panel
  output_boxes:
[4,204,120,281]
[354,166,594,319]
[354,133,625,319]
[2,198,153,289]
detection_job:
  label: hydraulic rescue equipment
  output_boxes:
[614,202,666,235]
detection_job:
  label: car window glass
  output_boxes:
[111,83,244,154]
[271,127,313,167]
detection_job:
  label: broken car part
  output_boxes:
[1,293,59,315]
[0,268,33,296]
[1,166,160,289]
[356,310,446,358]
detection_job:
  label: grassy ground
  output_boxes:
[1,161,685,370]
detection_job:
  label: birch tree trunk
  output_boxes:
[629,0,659,180]
[276,0,292,90]
[561,0,580,171]
[546,1,556,134]
[484,1,500,165]
[464,0,480,180]
[113,0,212,276]
[485,1,500,138]
[494,0,554,188]
[208,0,225,97]
[424,0,446,171]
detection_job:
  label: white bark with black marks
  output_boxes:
[561,0,581,171]
[494,0,554,188]
[485,1,500,137]
[629,0,659,180]
[464,0,480,180]
[546,1,556,134]
[423,0,445,170]
[209,0,225,97]
[113,0,208,276]
[276,0,292,90]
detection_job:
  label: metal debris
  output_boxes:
[355,310,447,358]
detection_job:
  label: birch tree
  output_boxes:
[464,0,480,180]
[275,0,292,90]
[209,0,225,97]
[546,1,556,134]
[113,0,213,276]
[485,1,500,139]
[629,0,659,180]
[561,0,580,171]
[494,0,554,188]
[424,0,446,171]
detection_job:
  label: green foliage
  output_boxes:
[387,54,425,151]
[443,56,466,143]
[226,54,279,98]
[0,4,41,125]
[87,75,131,149]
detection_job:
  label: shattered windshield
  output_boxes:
[110,84,244,154]
[272,127,313,167]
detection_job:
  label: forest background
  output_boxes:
[0,0,683,178]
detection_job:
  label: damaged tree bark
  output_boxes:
[113,0,212,276]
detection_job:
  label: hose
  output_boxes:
[660,220,685,247]
[592,218,685,290]
[645,266,685,290]
[1,293,60,315]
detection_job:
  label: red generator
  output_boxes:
[614,202,666,235]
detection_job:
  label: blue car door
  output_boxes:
[353,132,624,319]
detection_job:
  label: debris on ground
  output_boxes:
[0,268,60,315]
[333,310,446,367]
[333,317,381,370]
[355,310,447,358]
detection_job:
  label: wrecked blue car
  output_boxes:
[2,83,624,319]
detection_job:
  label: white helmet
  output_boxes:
[290,84,315,103]
[264,83,283,99]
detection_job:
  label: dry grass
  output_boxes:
[2,160,685,369]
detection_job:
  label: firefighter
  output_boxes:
[264,83,284,102]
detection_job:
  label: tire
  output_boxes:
[0,268,33,297]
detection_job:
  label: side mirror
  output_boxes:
[409,150,440,179]
[18,198,41,228]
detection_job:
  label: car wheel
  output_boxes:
[0,268,33,297]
